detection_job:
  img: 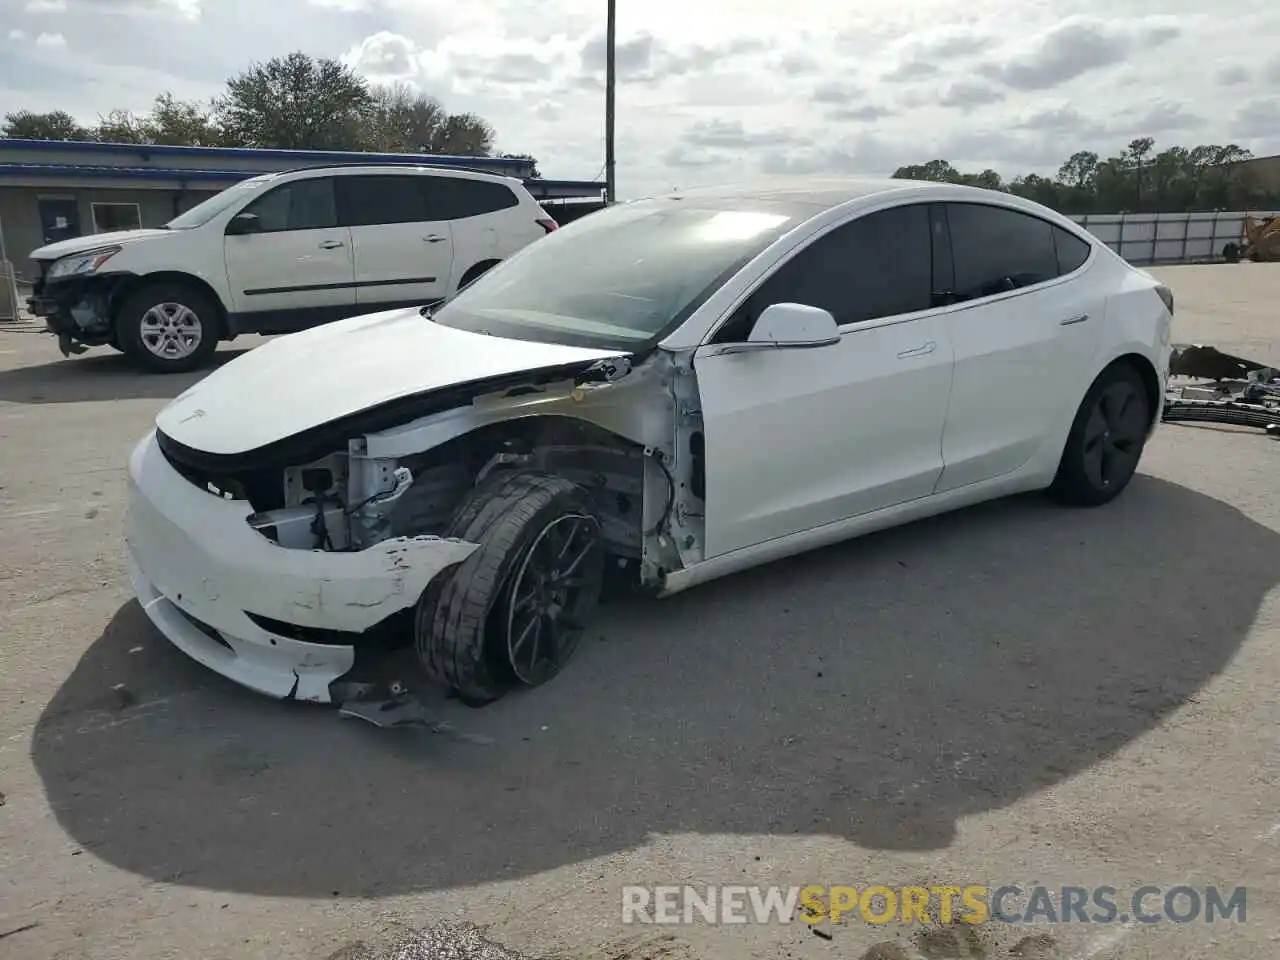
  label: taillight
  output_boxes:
[536,217,558,234]
[1155,284,1174,315]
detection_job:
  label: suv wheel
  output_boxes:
[115,282,220,374]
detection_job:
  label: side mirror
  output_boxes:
[749,302,840,346]
[225,212,260,236]
[712,302,840,355]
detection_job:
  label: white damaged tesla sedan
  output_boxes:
[125,177,1173,706]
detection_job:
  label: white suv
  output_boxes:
[26,164,558,373]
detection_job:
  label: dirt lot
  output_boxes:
[2,264,1279,960]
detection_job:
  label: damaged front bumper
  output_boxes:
[125,430,478,703]
[28,274,122,355]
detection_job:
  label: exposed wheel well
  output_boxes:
[458,259,501,290]
[111,271,229,339]
[388,415,648,559]
[1106,353,1161,426]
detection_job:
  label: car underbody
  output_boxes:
[126,346,711,706]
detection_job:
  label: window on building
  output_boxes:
[91,202,142,233]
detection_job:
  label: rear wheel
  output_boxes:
[115,282,220,374]
[415,471,606,705]
[1048,363,1151,507]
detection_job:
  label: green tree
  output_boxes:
[213,51,374,150]
[1,109,90,140]
[92,109,153,144]
[433,112,495,157]
[147,92,224,146]
[365,82,447,153]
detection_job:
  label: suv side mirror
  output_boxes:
[226,212,261,236]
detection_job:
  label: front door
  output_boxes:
[933,202,1105,493]
[222,175,356,331]
[335,174,454,307]
[38,197,81,245]
[693,202,957,559]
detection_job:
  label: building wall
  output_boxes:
[0,184,218,279]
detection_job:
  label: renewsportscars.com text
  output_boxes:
[621,884,1247,926]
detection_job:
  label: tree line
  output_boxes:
[892,139,1278,215]
[2,51,539,174]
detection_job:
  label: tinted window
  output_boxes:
[945,203,1058,301]
[1053,225,1092,274]
[725,203,934,337]
[337,175,428,226]
[424,178,520,220]
[242,178,337,232]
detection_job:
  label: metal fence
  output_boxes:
[1068,210,1278,266]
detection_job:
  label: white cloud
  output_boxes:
[1,0,1278,198]
[24,0,67,11]
[34,30,65,47]
[8,27,26,40]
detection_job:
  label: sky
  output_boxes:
[1,0,1279,199]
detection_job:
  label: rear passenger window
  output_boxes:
[1053,225,1092,274]
[945,203,1059,301]
[716,203,934,340]
[337,176,429,226]
[423,178,520,220]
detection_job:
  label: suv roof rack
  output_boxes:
[272,162,524,179]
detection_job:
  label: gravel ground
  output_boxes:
[1,264,1279,960]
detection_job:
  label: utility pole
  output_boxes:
[604,0,617,204]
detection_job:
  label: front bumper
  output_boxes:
[124,430,478,703]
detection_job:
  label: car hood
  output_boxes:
[31,228,174,261]
[155,306,628,457]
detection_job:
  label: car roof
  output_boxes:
[649,176,941,211]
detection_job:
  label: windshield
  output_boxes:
[164,174,280,230]
[428,200,797,350]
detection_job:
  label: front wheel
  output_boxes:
[415,471,606,706]
[115,282,220,374]
[1048,363,1151,507]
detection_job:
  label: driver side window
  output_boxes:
[711,202,935,343]
[239,177,338,233]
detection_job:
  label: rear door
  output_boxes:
[222,175,355,326]
[335,174,454,307]
[427,177,528,279]
[933,202,1104,493]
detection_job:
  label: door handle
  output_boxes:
[897,341,936,359]
[423,235,446,243]
[1059,313,1089,326]
[318,240,345,250]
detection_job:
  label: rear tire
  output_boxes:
[1047,363,1151,507]
[415,471,605,706]
[115,282,220,374]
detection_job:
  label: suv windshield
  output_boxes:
[164,174,280,230]
[428,199,797,350]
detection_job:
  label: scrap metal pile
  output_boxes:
[1163,343,1280,437]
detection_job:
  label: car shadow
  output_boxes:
[30,476,1275,897]
[0,347,252,404]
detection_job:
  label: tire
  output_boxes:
[415,471,606,705]
[114,281,220,374]
[1048,363,1151,507]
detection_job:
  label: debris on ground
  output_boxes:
[336,682,495,745]
[326,922,536,960]
[1163,343,1280,435]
